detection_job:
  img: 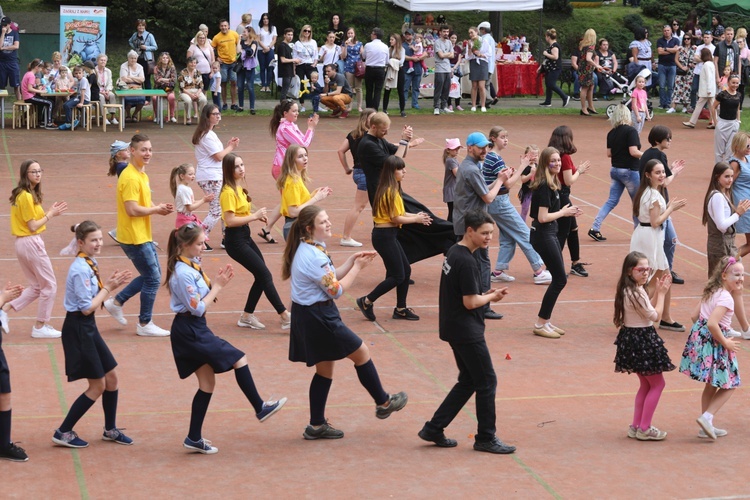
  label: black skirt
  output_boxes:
[61,312,118,382]
[289,301,363,367]
[614,325,675,376]
[170,313,244,379]
[0,333,10,393]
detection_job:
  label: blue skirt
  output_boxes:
[61,312,117,382]
[170,313,244,379]
[289,301,363,367]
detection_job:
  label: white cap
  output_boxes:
[478,21,491,30]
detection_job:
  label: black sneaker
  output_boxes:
[539,102,552,107]
[356,296,376,321]
[237,107,244,112]
[670,270,685,285]
[376,391,408,419]
[659,320,685,332]
[230,104,239,111]
[222,103,228,111]
[563,96,571,107]
[570,263,589,277]
[0,443,29,462]
[303,421,344,440]
[571,96,580,101]
[392,307,419,320]
[204,242,213,252]
[418,427,458,447]
[588,229,606,242]
[473,436,516,454]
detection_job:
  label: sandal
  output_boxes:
[257,228,277,244]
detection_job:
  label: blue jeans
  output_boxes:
[116,242,161,324]
[257,48,275,88]
[403,71,422,108]
[658,65,676,108]
[663,217,677,270]
[488,194,544,272]
[690,75,700,109]
[238,67,256,109]
[591,167,640,231]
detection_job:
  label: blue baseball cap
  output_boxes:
[466,132,490,147]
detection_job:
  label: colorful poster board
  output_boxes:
[59,6,107,66]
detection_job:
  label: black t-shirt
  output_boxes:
[439,244,484,344]
[357,133,398,203]
[639,147,672,202]
[530,182,561,225]
[607,125,641,171]
[277,41,294,78]
[346,132,364,168]
[544,42,562,72]
[716,90,741,121]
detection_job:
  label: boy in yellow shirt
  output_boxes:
[211,19,240,111]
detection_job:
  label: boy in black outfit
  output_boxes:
[418,209,516,454]
[277,27,299,102]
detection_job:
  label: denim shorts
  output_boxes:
[353,168,367,191]
[220,62,238,83]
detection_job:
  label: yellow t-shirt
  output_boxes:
[373,188,405,225]
[212,30,240,64]
[116,164,152,245]
[280,176,310,218]
[220,185,250,220]
[10,190,45,237]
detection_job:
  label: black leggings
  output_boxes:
[25,96,52,125]
[544,69,567,104]
[557,191,580,262]
[530,222,567,320]
[383,67,405,113]
[367,227,411,308]
[296,63,316,105]
[224,225,286,314]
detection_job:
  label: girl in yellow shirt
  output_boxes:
[220,153,291,330]
[276,145,332,240]
[356,155,431,322]
[3,160,68,339]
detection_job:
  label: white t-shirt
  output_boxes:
[194,130,223,182]
[258,26,277,48]
[175,184,195,214]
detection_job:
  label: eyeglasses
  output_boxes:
[303,29,311,33]
[672,23,679,26]
[28,169,43,174]
[633,266,652,274]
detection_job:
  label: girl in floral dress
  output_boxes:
[679,255,743,440]
[669,35,696,113]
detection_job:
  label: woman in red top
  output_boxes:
[548,125,591,277]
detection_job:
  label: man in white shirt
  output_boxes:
[478,21,498,107]
[433,25,454,114]
[363,28,389,111]
[690,31,714,111]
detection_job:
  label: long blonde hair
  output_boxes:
[580,29,597,49]
[530,147,561,191]
[276,145,310,191]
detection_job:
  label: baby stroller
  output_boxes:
[605,63,652,118]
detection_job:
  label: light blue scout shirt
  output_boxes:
[169,260,210,317]
[291,241,344,306]
[64,256,99,312]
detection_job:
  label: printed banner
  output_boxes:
[59,6,107,66]
[229,0,268,33]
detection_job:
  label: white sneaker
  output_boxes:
[698,427,728,438]
[237,314,266,330]
[136,321,170,337]
[300,106,306,113]
[340,238,363,247]
[105,118,111,125]
[726,328,742,338]
[0,309,9,334]
[666,108,676,114]
[434,108,440,115]
[170,117,177,123]
[471,106,477,112]
[481,106,487,112]
[742,327,750,340]
[31,324,61,339]
[443,107,453,113]
[533,270,553,285]
[104,298,127,325]
[681,108,688,114]
[491,270,515,282]
[280,311,291,330]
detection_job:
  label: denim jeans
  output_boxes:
[658,65,676,108]
[403,71,423,108]
[257,48,275,88]
[591,167,640,231]
[488,194,544,272]
[237,67,256,109]
[663,217,677,270]
[116,242,161,324]
[690,75,700,109]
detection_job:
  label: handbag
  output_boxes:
[115,78,129,90]
[146,61,156,75]
[676,67,687,76]
[354,60,366,78]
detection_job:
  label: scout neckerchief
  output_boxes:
[303,239,333,266]
[177,256,211,289]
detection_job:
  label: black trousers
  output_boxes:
[543,69,567,104]
[295,63,316,105]
[383,67,405,113]
[365,66,386,110]
[423,339,497,442]
[224,225,286,314]
[367,227,410,308]
[530,222,567,320]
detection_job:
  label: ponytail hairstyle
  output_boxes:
[169,163,191,198]
[613,251,650,328]
[702,162,734,226]
[74,220,101,243]
[164,223,205,293]
[276,144,309,191]
[372,155,405,219]
[10,159,43,205]
[270,100,297,138]
[281,205,325,280]
[487,126,506,150]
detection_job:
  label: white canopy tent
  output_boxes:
[389,0,542,11]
